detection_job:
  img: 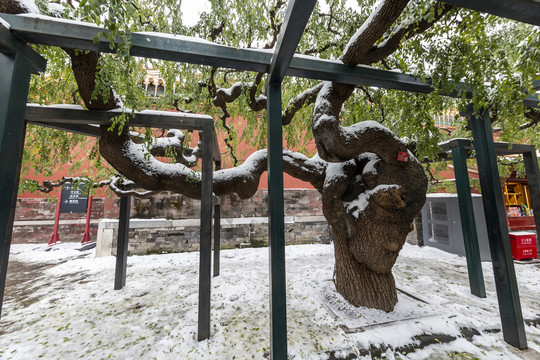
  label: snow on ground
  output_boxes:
[0,243,539,359]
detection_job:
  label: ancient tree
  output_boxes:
[7,0,540,311]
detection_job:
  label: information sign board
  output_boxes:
[59,183,89,213]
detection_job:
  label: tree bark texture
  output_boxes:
[333,229,397,311]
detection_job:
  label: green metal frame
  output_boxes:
[468,109,528,349]
[440,0,540,26]
[266,1,317,357]
[1,0,540,356]
[114,196,131,290]
[0,29,45,317]
[450,143,486,298]
[441,138,540,338]
[2,14,539,108]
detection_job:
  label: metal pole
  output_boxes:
[114,196,131,290]
[213,162,221,278]
[197,124,213,341]
[48,194,62,246]
[523,150,540,251]
[0,52,33,318]
[81,196,93,244]
[469,106,527,349]
[213,196,221,277]
[451,144,486,297]
[267,82,287,359]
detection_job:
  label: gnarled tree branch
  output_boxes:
[99,126,326,199]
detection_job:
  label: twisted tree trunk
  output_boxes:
[332,229,397,311]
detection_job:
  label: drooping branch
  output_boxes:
[358,86,386,123]
[264,0,286,49]
[211,72,266,166]
[99,126,326,199]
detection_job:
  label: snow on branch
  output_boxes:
[282,83,324,125]
[39,176,158,198]
[40,177,93,193]
[2,0,40,15]
[344,184,400,218]
[108,175,156,198]
[313,82,409,166]
[99,126,327,199]
[367,3,454,63]
[130,129,202,167]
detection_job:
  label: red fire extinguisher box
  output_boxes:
[508,232,537,261]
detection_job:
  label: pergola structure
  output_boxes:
[23,103,223,340]
[1,1,539,358]
[438,137,540,315]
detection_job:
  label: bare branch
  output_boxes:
[302,41,341,55]
[341,0,410,66]
[264,0,286,49]
[282,83,323,125]
[521,108,540,130]
[365,3,455,63]
[40,177,95,193]
[108,175,157,198]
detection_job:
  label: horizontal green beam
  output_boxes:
[0,18,46,72]
[439,138,536,155]
[27,104,222,162]
[1,14,270,73]
[287,56,435,93]
[2,14,539,109]
[25,104,213,130]
[28,120,101,137]
[440,0,540,26]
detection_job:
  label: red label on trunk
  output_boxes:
[397,151,409,162]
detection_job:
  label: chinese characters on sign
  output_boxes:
[59,183,89,213]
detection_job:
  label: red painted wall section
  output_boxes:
[19,114,319,202]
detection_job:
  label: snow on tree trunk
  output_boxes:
[319,137,427,311]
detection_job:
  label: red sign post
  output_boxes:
[81,196,93,244]
[48,197,62,246]
[48,183,93,246]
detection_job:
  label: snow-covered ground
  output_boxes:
[0,243,539,359]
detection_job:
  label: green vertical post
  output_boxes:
[451,144,486,298]
[469,107,527,349]
[522,150,540,250]
[213,161,221,278]
[197,124,213,341]
[0,52,33,317]
[114,196,131,290]
[267,82,287,360]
